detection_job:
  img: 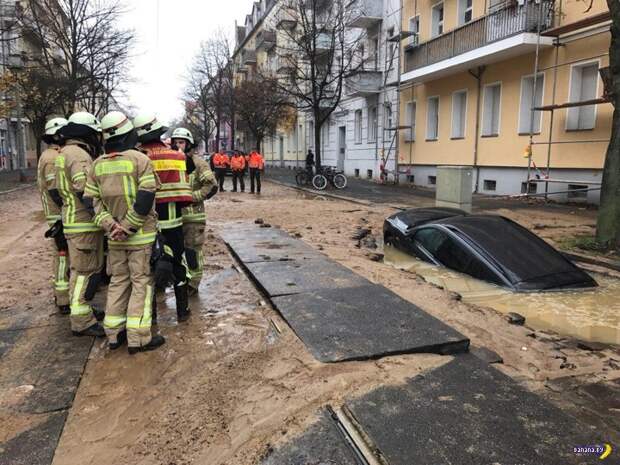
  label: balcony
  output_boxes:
[256,30,276,51]
[276,6,297,30]
[276,54,296,75]
[347,0,383,29]
[345,69,383,97]
[242,49,257,65]
[402,0,554,83]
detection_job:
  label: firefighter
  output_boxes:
[248,149,265,194]
[38,117,70,314]
[171,128,217,295]
[50,112,105,337]
[212,151,229,192]
[133,113,193,322]
[230,151,246,193]
[85,111,165,353]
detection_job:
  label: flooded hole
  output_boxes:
[383,245,620,345]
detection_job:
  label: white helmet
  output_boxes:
[44,117,68,136]
[172,127,194,145]
[133,112,166,138]
[101,111,134,141]
[68,111,101,132]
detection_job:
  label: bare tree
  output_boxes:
[181,99,214,153]
[234,75,291,152]
[268,0,365,168]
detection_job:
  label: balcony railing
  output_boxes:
[347,0,383,29]
[405,0,554,72]
[242,49,257,65]
[256,30,276,51]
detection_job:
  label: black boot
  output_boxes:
[58,305,70,315]
[73,323,105,337]
[109,330,127,350]
[174,284,190,322]
[151,297,158,326]
[128,334,166,355]
[93,307,105,322]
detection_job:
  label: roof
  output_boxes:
[392,208,467,230]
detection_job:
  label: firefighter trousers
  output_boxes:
[249,168,261,193]
[67,231,104,332]
[161,225,187,286]
[232,170,245,192]
[183,222,205,291]
[50,240,70,307]
[104,245,154,347]
[215,168,226,191]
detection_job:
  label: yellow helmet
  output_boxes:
[101,111,134,141]
[44,117,68,136]
[172,127,194,145]
[68,111,101,132]
[133,112,166,138]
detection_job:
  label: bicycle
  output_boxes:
[311,166,347,191]
[295,167,313,186]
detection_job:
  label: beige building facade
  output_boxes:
[399,0,611,203]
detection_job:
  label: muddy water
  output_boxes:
[384,245,620,345]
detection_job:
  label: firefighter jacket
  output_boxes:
[140,141,192,206]
[248,151,265,170]
[230,155,246,171]
[213,152,229,168]
[38,145,62,226]
[85,149,158,249]
[52,140,101,235]
[182,155,216,224]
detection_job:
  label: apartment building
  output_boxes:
[399,0,611,203]
[232,0,308,165]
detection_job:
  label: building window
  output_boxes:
[458,0,473,25]
[354,168,360,177]
[521,181,537,194]
[385,103,393,130]
[426,96,439,140]
[428,175,437,185]
[519,73,544,134]
[405,101,416,141]
[451,90,467,139]
[354,110,362,143]
[409,16,420,45]
[483,179,497,191]
[431,3,444,37]
[368,106,378,142]
[407,175,415,183]
[567,184,588,199]
[567,62,599,130]
[482,83,501,136]
[367,169,373,179]
[308,121,314,147]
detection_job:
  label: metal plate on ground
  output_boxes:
[346,354,598,465]
[226,236,323,264]
[271,285,469,362]
[262,409,359,465]
[245,259,370,297]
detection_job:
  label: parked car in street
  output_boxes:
[383,208,597,291]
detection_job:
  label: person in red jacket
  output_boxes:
[247,150,265,194]
[212,151,230,192]
[230,152,246,192]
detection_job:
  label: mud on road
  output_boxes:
[1,183,619,465]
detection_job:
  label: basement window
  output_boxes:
[367,169,373,179]
[483,179,497,191]
[428,175,437,185]
[407,175,415,183]
[521,182,537,194]
[354,168,360,178]
[567,184,588,199]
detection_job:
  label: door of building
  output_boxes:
[338,126,346,172]
[279,136,284,167]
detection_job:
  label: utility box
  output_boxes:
[435,166,473,213]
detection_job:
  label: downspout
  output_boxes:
[469,65,485,193]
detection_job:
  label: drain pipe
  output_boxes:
[468,65,485,193]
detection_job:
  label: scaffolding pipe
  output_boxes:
[511,186,600,198]
[545,41,561,198]
[526,0,545,185]
[528,178,602,184]
[537,52,608,72]
[531,139,609,144]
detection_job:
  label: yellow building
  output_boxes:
[232,0,307,166]
[399,0,611,203]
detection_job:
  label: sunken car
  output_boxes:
[383,208,597,291]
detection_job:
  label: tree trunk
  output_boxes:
[257,136,262,152]
[314,112,322,170]
[215,114,221,152]
[596,0,620,250]
[36,138,42,161]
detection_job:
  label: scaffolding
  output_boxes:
[523,0,612,200]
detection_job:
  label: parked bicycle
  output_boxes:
[311,166,348,191]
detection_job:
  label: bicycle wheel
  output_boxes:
[312,174,328,190]
[333,173,348,189]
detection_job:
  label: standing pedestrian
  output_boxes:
[38,117,70,315]
[171,128,217,295]
[248,149,265,194]
[305,149,315,176]
[86,111,165,353]
[133,113,193,323]
[50,112,105,337]
[212,151,229,192]
[230,151,246,193]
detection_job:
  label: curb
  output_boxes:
[0,183,35,195]
[267,178,375,207]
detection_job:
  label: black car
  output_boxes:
[383,208,597,291]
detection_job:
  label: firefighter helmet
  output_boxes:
[171,127,194,146]
[68,111,102,132]
[44,117,68,136]
[101,111,134,141]
[133,112,166,138]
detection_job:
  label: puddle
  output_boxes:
[384,245,620,345]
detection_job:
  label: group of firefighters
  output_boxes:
[37,110,264,354]
[211,149,265,193]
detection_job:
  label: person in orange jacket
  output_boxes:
[247,150,265,194]
[212,151,230,192]
[230,151,246,192]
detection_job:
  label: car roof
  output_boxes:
[391,208,468,230]
[433,215,593,288]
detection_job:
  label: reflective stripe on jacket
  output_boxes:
[248,152,264,169]
[141,141,192,206]
[183,156,215,224]
[38,146,62,225]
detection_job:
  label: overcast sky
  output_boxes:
[120,0,251,124]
